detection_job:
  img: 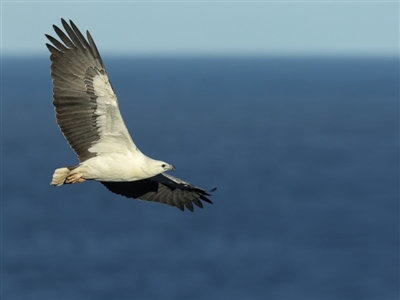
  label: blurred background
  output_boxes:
[2,2,399,299]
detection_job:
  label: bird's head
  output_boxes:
[160,162,176,172]
[143,158,176,177]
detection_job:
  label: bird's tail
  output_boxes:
[50,165,84,186]
[51,167,70,186]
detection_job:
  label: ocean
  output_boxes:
[2,56,399,299]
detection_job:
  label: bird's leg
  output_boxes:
[65,172,86,184]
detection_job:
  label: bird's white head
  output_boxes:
[143,158,175,177]
[160,162,176,172]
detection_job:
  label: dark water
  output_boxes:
[2,56,399,299]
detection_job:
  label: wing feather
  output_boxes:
[101,173,215,212]
[53,24,76,49]
[46,19,136,162]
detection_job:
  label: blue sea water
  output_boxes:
[1,56,399,299]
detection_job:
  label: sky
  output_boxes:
[1,1,399,57]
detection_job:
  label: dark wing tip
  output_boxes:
[181,187,216,210]
[176,202,185,212]
[68,19,76,27]
[61,18,68,27]
[184,200,194,212]
[199,195,213,205]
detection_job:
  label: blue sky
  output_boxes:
[1,1,399,57]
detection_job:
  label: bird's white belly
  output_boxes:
[78,153,150,182]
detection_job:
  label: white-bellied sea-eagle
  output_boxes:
[46,19,215,212]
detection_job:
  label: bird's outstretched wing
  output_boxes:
[101,173,216,212]
[45,19,136,162]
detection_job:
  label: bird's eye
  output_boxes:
[162,164,166,168]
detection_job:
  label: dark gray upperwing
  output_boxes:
[101,173,216,212]
[45,18,110,162]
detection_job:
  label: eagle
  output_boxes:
[46,19,215,212]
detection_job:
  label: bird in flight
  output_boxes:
[46,19,215,212]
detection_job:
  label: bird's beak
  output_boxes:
[171,165,176,171]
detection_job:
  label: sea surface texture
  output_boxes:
[2,57,399,299]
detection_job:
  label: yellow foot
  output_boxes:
[65,173,86,184]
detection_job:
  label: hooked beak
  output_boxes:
[170,165,176,171]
